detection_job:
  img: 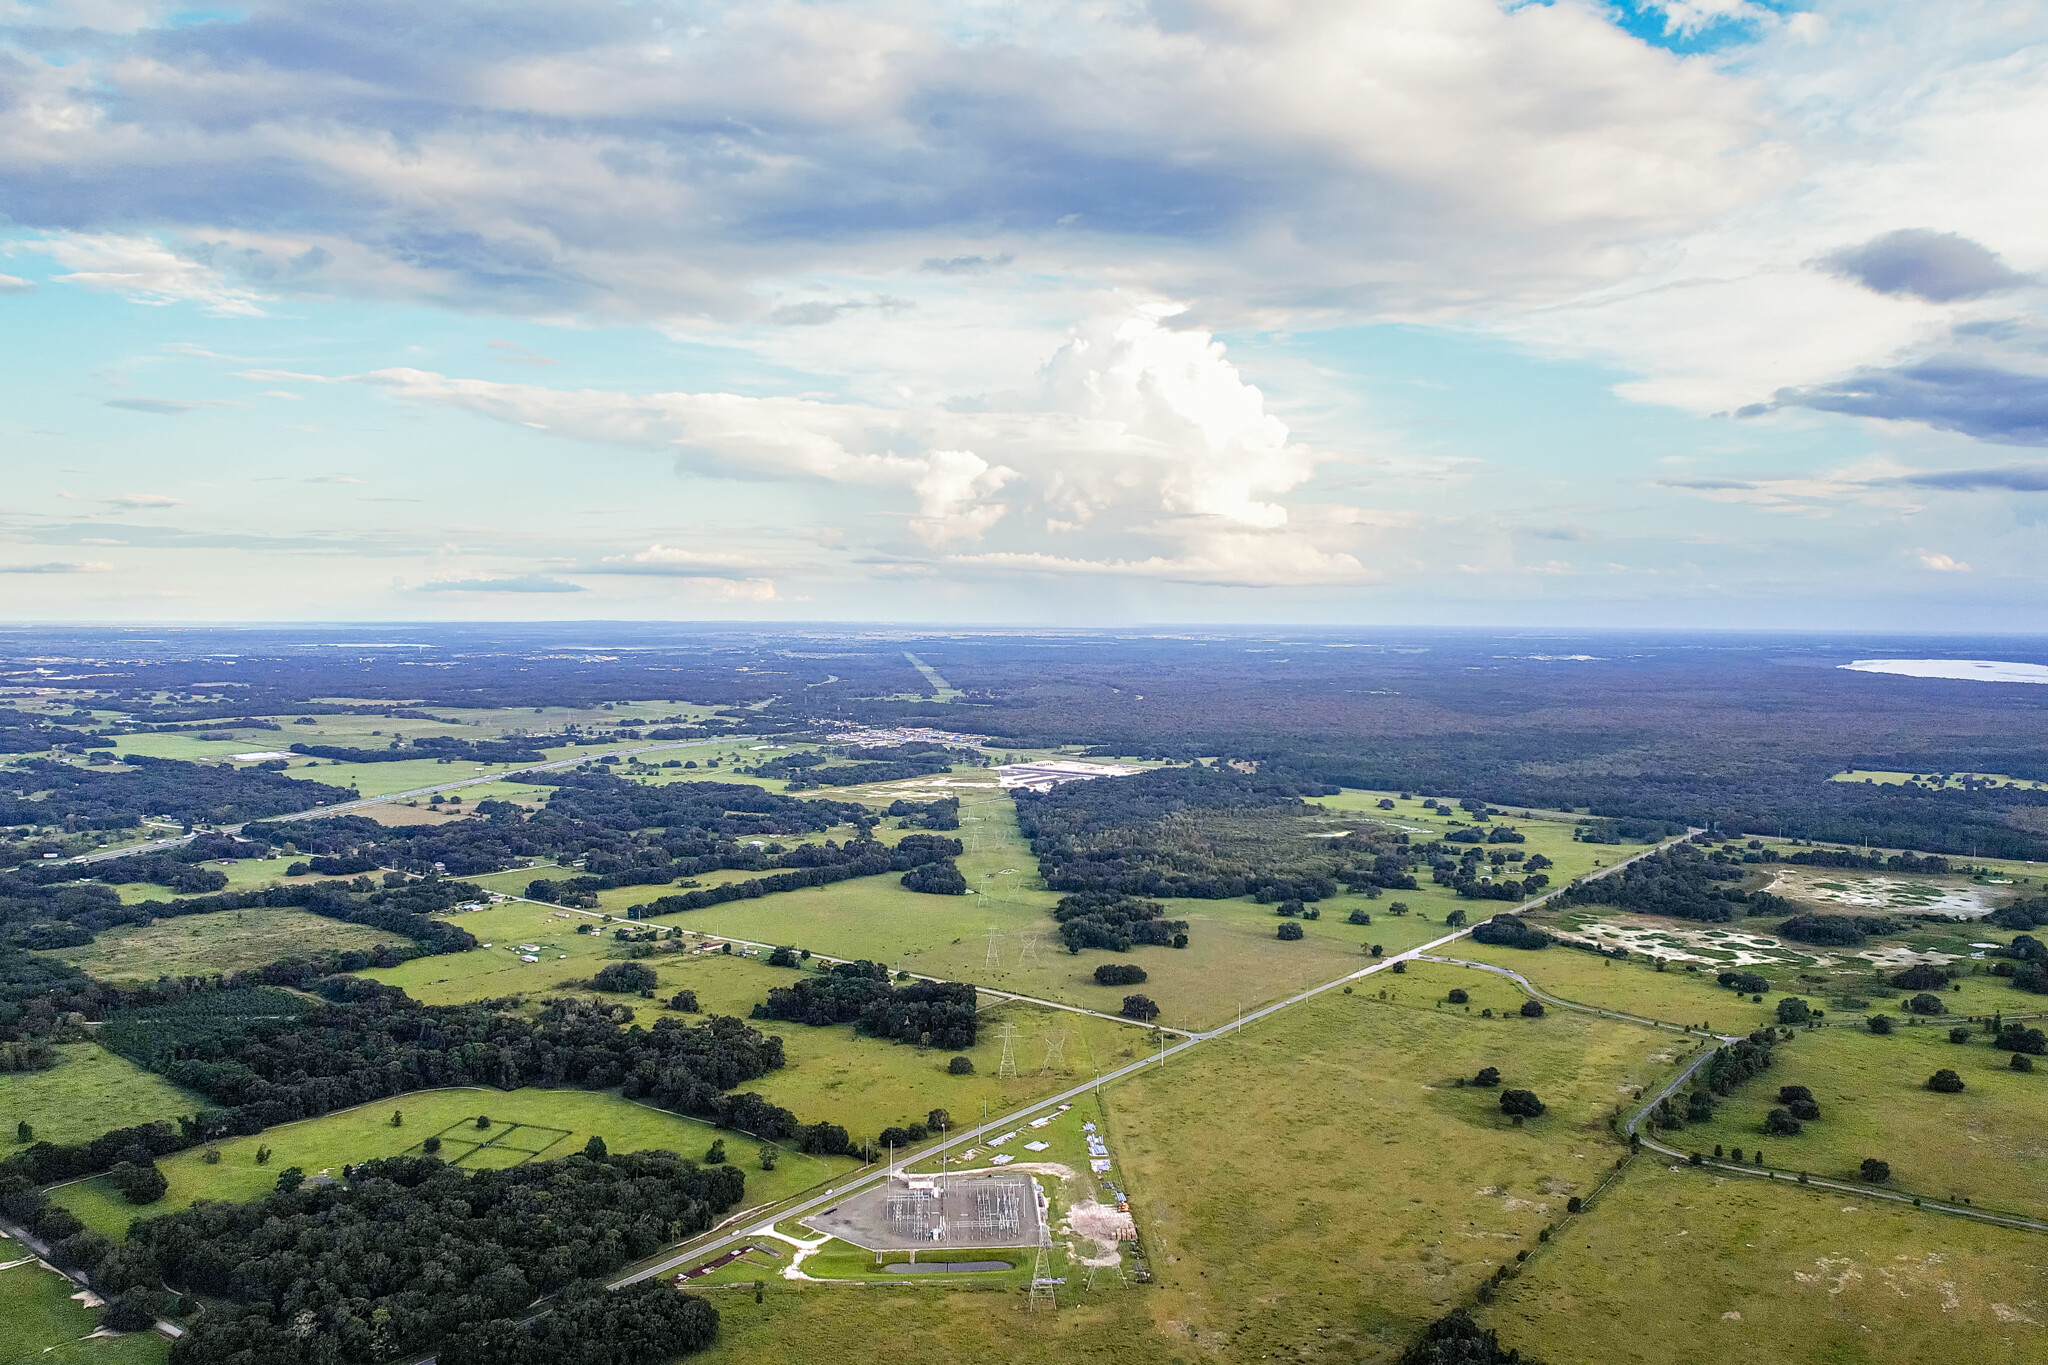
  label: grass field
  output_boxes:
[49,1086,858,1241]
[1833,768,2048,792]
[1450,940,1791,1033]
[1097,960,1691,1362]
[1492,1160,2048,1364]
[45,907,397,980]
[1674,1021,2048,1212]
[0,1044,202,1148]
[0,1231,168,1365]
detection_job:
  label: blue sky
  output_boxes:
[1,0,2044,627]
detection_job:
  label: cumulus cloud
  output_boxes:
[352,307,1355,586]
[1916,549,1970,572]
[0,0,1778,324]
[0,273,32,293]
[1821,229,2029,303]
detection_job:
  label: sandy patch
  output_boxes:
[1767,868,2007,918]
[1563,917,1800,967]
[1063,1198,1137,1267]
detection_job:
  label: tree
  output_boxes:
[948,1055,975,1074]
[1388,902,1410,916]
[759,1145,777,1170]
[1860,1157,1891,1183]
[1370,944,1384,958]
[1907,992,1946,1016]
[275,1167,305,1193]
[1396,1309,1522,1365]
[1348,909,1370,925]
[1927,1069,1965,1093]
[1093,963,1147,986]
[1447,989,1469,1005]
[390,1109,403,1127]
[592,961,659,993]
[2012,1052,2034,1073]
[14,1120,29,1144]
[423,1136,442,1154]
[1950,1026,1974,1043]
[1867,1014,1895,1035]
[668,989,699,1012]
[1520,999,1545,1018]
[1765,1108,1802,1136]
[476,1114,492,1129]
[926,1108,951,1131]
[1499,1089,1545,1120]
[705,1138,727,1164]
[1445,909,1467,928]
[1121,994,1161,1022]
[901,860,968,895]
[1277,922,1304,941]
[1776,997,1811,1025]
[1472,1066,1501,1088]
[1276,899,1303,918]
[767,946,800,968]
[1566,1196,1583,1213]
[108,1160,167,1205]
[1391,960,1406,974]
[584,1136,608,1159]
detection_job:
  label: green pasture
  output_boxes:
[1675,1019,2048,1212]
[685,1287,1167,1365]
[0,1043,202,1148]
[45,906,396,981]
[1449,940,1787,1033]
[1101,969,1688,1362]
[98,855,327,905]
[0,1233,168,1365]
[361,900,612,1001]
[1494,1160,2048,1365]
[1834,767,2047,792]
[49,1086,857,1241]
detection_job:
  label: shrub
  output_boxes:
[1520,999,1545,1018]
[591,961,659,994]
[1566,1196,1583,1213]
[1447,988,1469,1005]
[2012,1053,2035,1073]
[1927,1069,1965,1093]
[1093,963,1148,986]
[1276,922,1304,941]
[901,860,968,895]
[1860,1157,1891,1183]
[1472,1066,1501,1088]
[1866,1014,1894,1035]
[1950,1026,1973,1044]
[947,1055,974,1075]
[1499,1089,1545,1120]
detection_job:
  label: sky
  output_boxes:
[1,0,2045,628]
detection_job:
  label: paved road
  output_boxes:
[609,827,1703,1288]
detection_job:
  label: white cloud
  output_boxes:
[1915,549,1970,572]
[33,234,269,315]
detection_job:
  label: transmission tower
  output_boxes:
[1084,1258,1127,1291]
[985,925,1001,971]
[1027,1245,1055,1312]
[1038,1027,1067,1076]
[1019,931,1041,966]
[996,1022,1020,1079]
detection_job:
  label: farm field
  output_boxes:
[1100,961,1691,1362]
[1492,1160,2048,1364]
[45,906,397,980]
[0,1232,168,1365]
[361,898,615,1000]
[1833,767,2048,792]
[1675,1021,2048,1213]
[48,1086,857,1241]
[0,1044,203,1148]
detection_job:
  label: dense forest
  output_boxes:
[1554,837,1788,923]
[751,960,978,1049]
[113,1150,737,1365]
[0,755,355,830]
